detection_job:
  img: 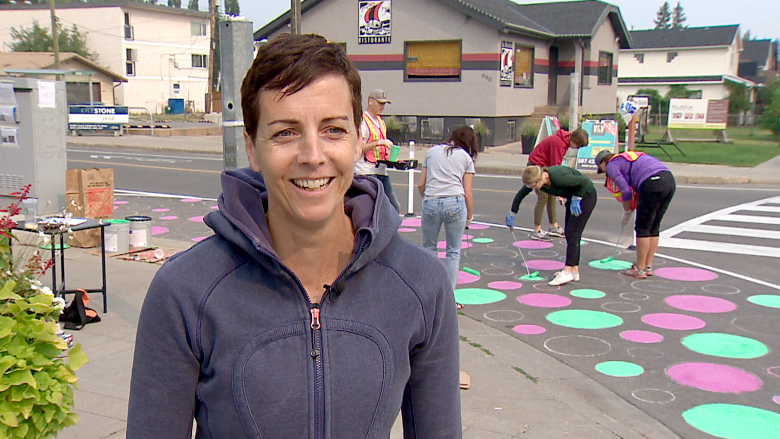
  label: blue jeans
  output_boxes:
[422,196,467,290]
[372,174,401,212]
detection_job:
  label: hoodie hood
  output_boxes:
[204,168,401,272]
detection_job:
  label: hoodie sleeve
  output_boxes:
[401,282,462,438]
[606,159,633,202]
[127,264,201,438]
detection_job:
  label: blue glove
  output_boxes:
[570,196,582,216]
[505,213,515,230]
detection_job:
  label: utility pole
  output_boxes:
[48,0,59,69]
[207,0,217,111]
[291,0,301,34]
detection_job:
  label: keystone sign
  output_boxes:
[68,106,129,131]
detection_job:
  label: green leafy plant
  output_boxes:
[472,121,492,137]
[384,115,403,132]
[0,185,88,438]
[520,122,539,137]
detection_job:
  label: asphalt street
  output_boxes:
[66,144,780,438]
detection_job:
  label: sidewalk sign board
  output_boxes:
[575,120,617,172]
[68,106,129,132]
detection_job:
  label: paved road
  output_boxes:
[68,145,780,438]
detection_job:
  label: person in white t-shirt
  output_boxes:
[355,89,401,212]
[417,126,478,298]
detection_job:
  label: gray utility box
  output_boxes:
[0,77,67,214]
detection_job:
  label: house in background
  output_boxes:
[0,1,211,113]
[739,39,779,86]
[254,0,631,145]
[0,52,126,105]
[617,25,755,105]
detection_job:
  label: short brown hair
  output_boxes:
[570,128,588,148]
[241,33,362,143]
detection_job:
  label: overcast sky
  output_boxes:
[232,0,778,41]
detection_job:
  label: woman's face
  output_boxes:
[245,73,361,228]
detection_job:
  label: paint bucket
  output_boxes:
[125,215,152,249]
[104,219,129,254]
[21,198,37,229]
[389,144,401,161]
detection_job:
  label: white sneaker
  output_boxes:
[554,271,579,282]
[548,270,574,286]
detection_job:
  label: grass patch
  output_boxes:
[636,126,780,167]
[512,366,538,383]
[459,335,494,357]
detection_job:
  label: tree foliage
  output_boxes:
[671,2,686,29]
[10,20,97,62]
[224,0,240,16]
[168,0,182,7]
[724,81,751,115]
[758,77,780,134]
[654,2,672,30]
[188,0,198,10]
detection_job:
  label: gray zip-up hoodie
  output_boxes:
[127,168,461,438]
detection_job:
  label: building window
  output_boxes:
[124,13,133,40]
[513,46,534,88]
[689,90,703,99]
[192,54,208,69]
[667,52,678,63]
[598,51,613,85]
[507,120,517,142]
[405,40,461,81]
[191,21,207,36]
[634,53,644,63]
[126,48,136,76]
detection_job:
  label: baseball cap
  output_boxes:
[595,150,611,173]
[368,89,391,104]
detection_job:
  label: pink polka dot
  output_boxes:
[437,252,445,259]
[398,227,416,233]
[401,218,421,227]
[523,260,565,271]
[151,226,168,235]
[457,271,479,284]
[159,215,177,220]
[468,223,488,230]
[665,295,737,313]
[152,208,169,213]
[188,215,205,223]
[514,240,554,249]
[488,281,523,290]
[210,205,219,210]
[517,293,571,308]
[667,362,762,394]
[641,313,706,330]
[192,236,208,242]
[113,206,118,210]
[181,197,202,203]
[654,267,718,281]
[621,330,664,344]
[513,324,546,335]
[462,234,473,240]
[774,396,780,406]
[113,200,128,205]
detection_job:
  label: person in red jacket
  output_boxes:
[506,128,588,240]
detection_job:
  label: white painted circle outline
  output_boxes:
[632,388,675,404]
[544,335,612,357]
[620,292,650,301]
[601,302,642,313]
[483,309,524,322]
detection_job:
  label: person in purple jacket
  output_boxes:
[127,33,461,438]
[596,150,676,279]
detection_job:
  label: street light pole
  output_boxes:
[291,0,301,35]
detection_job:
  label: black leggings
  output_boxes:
[636,171,675,238]
[564,190,597,266]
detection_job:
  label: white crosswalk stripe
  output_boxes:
[660,195,780,258]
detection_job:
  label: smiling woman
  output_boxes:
[127,33,462,439]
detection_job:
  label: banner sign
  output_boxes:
[500,41,513,86]
[359,1,391,44]
[576,120,618,172]
[668,98,729,130]
[68,106,129,131]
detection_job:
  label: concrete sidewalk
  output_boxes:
[25,236,679,439]
[67,133,780,185]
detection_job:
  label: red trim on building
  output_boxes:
[584,60,599,68]
[348,54,405,62]
[535,58,549,66]
[559,61,576,68]
[462,53,500,62]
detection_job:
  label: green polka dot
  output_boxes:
[454,288,506,305]
[472,238,493,243]
[588,259,633,270]
[683,403,780,439]
[747,295,780,309]
[571,289,606,299]
[681,333,768,359]
[546,309,623,329]
[595,361,643,377]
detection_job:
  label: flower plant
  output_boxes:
[0,185,88,438]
